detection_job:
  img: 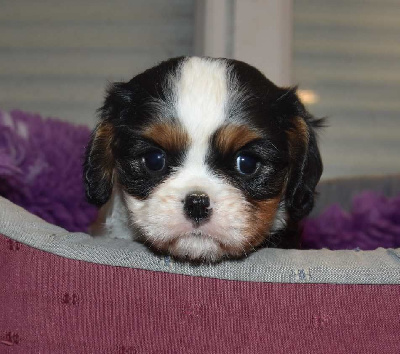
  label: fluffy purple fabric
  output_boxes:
[302,192,400,250]
[0,110,97,232]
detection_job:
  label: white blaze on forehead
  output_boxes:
[175,57,228,166]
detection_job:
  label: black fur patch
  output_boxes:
[208,136,288,200]
[114,130,185,199]
[84,57,185,204]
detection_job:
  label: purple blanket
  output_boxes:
[0,110,97,232]
[1,110,399,249]
[302,192,400,250]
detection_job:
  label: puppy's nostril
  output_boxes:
[183,192,211,225]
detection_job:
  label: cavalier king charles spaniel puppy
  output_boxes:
[84,56,323,262]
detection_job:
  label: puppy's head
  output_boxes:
[84,57,322,262]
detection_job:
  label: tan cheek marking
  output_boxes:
[214,196,282,257]
[244,196,282,249]
[142,122,190,151]
[215,125,262,155]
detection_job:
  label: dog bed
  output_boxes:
[1,196,400,353]
[1,110,400,353]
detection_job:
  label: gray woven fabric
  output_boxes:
[1,196,399,284]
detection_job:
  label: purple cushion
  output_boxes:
[302,192,400,250]
[0,110,97,232]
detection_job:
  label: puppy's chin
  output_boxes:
[153,232,224,262]
[148,230,255,263]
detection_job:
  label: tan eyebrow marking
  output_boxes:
[142,122,190,151]
[214,124,262,154]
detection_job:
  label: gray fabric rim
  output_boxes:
[1,196,399,285]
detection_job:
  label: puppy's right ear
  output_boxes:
[84,121,115,206]
[84,82,134,206]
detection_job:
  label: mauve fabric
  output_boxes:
[1,234,399,354]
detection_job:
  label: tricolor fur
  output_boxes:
[84,56,323,262]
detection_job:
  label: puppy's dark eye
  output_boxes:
[236,153,259,175]
[142,150,166,172]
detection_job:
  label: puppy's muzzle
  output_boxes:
[183,192,212,225]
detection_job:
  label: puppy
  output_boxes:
[84,56,323,262]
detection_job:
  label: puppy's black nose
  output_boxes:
[183,192,211,225]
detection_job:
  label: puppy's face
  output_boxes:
[84,57,322,262]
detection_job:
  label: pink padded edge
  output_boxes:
[1,234,399,354]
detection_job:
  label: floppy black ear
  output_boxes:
[283,94,323,221]
[83,82,133,206]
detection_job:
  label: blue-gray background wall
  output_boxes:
[0,0,194,125]
[293,0,400,179]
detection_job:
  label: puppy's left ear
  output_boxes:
[83,82,135,206]
[282,90,323,221]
